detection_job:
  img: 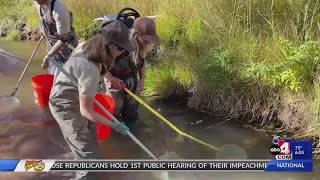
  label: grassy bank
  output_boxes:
[2,0,320,147]
[0,0,39,39]
[151,0,320,145]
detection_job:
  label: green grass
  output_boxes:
[6,30,20,40]
[0,0,39,38]
[145,0,320,139]
[2,0,320,139]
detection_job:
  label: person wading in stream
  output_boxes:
[104,17,160,125]
[34,0,78,75]
[49,21,133,180]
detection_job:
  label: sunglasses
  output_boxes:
[115,44,130,56]
[106,42,124,51]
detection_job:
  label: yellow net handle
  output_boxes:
[124,88,219,151]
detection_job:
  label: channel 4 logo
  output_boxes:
[270,137,292,160]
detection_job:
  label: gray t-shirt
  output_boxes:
[49,45,102,112]
[34,0,71,35]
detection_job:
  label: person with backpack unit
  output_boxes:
[49,20,133,180]
[34,0,78,75]
[103,10,160,125]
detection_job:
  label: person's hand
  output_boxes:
[41,55,50,69]
[111,122,129,135]
[136,79,145,94]
[107,76,126,89]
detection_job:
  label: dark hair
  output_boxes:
[82,34,114,67]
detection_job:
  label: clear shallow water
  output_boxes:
[0,40,319,180]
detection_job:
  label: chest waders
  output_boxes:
[40,0,78,64]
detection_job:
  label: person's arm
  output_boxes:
[47,39,67,56]
[77,63,128,134]
[50,3,71,53]
[42,39,67,68]
[104,70,114,81]
[136,60,146,94]
[104,68,126,89]
[42,3,71,68]
[138,60,146,81]
[79,94,128,135]
[79,94,113,127]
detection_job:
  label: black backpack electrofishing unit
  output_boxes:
[100,7,140,30]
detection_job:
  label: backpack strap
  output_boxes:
[100,7,141,30]
[50,0,57,21]
[40,0,57,20]
[116,7,140,29]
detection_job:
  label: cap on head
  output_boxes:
[100,20,134,52]
[133,17,160,45]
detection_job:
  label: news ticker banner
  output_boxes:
[0,139,313,173]
[0,159,313,172]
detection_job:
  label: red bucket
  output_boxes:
[94,94,115,142]
[31,74,54,107]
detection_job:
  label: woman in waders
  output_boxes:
[34,0,78,75]
[49,21,133,180]
[104,17,160,125]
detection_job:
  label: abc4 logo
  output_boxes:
[269,140,291,156]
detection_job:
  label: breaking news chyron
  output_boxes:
[0,135,313,173]
[1,160,269,172]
